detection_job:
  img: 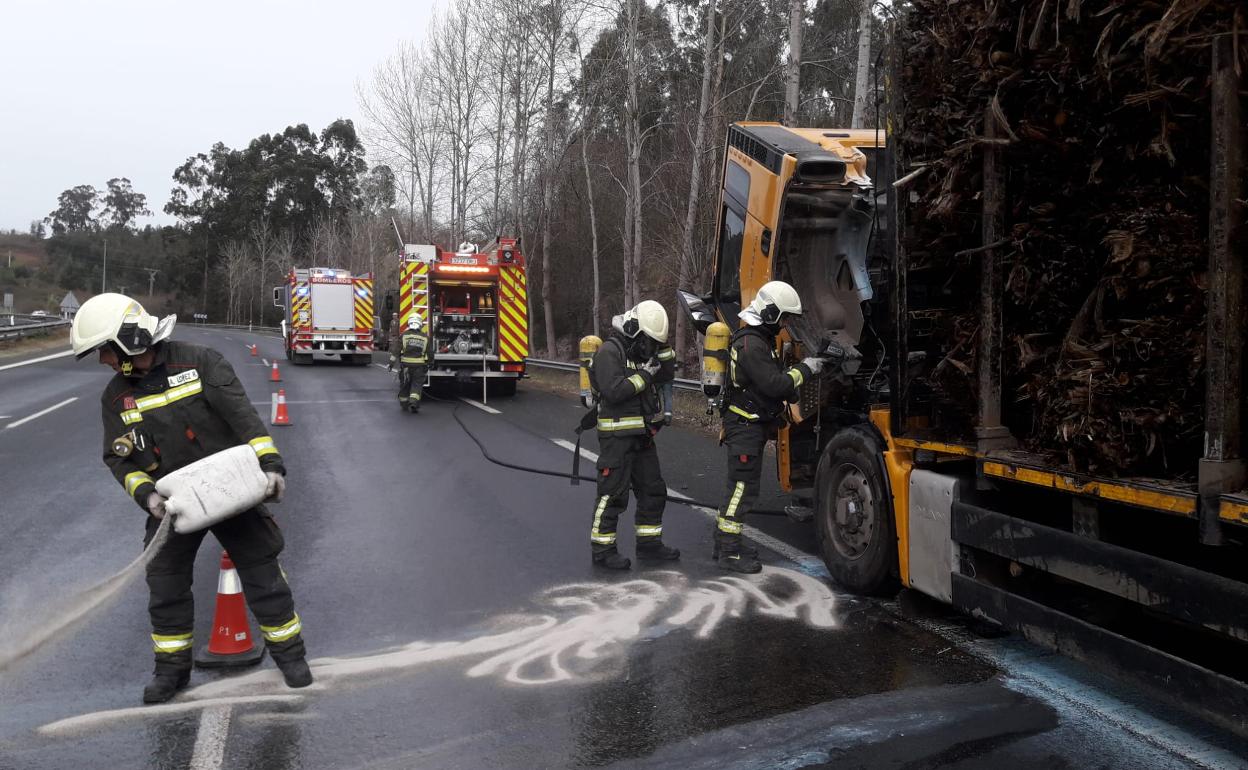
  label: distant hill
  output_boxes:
[0,233,65,314]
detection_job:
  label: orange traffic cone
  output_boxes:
[250,344,258,357]
[270,361,282,382]
[271,389,292,426]
[195,552,265,668]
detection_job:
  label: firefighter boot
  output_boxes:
[636,540,681,561]
[592,548,631,570]
[142,670,190,704]
[717,550,762,574]
[277,657,313,688]
[711,536,757,560]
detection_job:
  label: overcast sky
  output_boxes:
[0,0,438,232]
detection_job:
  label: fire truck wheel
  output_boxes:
[292,352,313,366]
[814,425,898,596]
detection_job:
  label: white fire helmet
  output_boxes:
[408,316,422,331]
[612,299,669,343]
[71,293,175,360]
[744,280,803,326]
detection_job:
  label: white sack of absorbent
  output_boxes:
[156,445,269,534]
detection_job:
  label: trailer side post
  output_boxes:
[1198,34,1246,547]
[975,105,1015,453]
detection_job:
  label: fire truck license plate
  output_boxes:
[451,257,476,264]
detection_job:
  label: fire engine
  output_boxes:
[396,239,528,395]
[273,267,375,365]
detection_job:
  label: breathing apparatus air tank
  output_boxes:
[702,321,731,414]
[579,335,603,408]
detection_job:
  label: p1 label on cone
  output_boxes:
[157,445,268,534]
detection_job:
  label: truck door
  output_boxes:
[712,159,751,323]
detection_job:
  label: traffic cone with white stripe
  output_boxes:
[250,344,258,357]
[195,552,266,668]
[270,361,282,382]
[271,389,292,426]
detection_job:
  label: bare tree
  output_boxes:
[675,0,719,361]
[358,42,444,241]
[851,2,873,128]
[784,0,803,125]
[220,240,251,325]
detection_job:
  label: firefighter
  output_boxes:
[387,312,401,369]
[588,299,680,569]
[397,316,430,413]
[716,281,824,573]
[71,293,311,703]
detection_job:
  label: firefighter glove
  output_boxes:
[640,359,661,377]
[265,471,286,503]
[146,492,168,520]
[801,357,825,374]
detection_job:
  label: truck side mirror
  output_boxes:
[272,287,283,308]
[677,289,716,336]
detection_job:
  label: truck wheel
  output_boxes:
[285,346,293,362]
[352,354,371,366]
[293,352,313,366]
[814,425,898,595]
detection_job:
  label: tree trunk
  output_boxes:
[581,124,601,338]
[851,2,873,129]
[784,0,803,126]
[675,1,718,362]
[537,0,562,359]
[623,0,643,309]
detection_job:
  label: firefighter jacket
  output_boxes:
[590,334,675,436]
[724,326,813,425]
[400,330,430,365]
[101,340,285,511]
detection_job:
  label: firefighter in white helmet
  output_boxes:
[714,281,824,573]
[71,293,312,703]
[586,299,680,568]
[397,315,431,412]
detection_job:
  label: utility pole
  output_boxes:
[144,268,159,298]
[102,239,108,293]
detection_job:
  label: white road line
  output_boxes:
[549,438,826,574]
[0,349,74,372]
[461,397,501,415]
[5,397,78,430]
[262,358,270,366]
[188,704,231,770]
[372,363,391,371]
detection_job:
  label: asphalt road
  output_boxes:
[1,326,1245,769]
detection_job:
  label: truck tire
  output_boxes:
[814,425,898,595]
[292,352,313,366]
[351,354,371,366]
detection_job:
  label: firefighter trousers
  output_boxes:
[591,433,667,554]
[717,420,768,553]
[398,364,427,407]
[143,507,305,674]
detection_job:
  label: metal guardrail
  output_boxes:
[184,322,283,335]
[0,314,71,341]
[526,357,701,391]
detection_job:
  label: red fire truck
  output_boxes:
[273,267,375,365]
[397,239,528,395]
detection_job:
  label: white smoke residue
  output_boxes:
[39,565,837,736]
